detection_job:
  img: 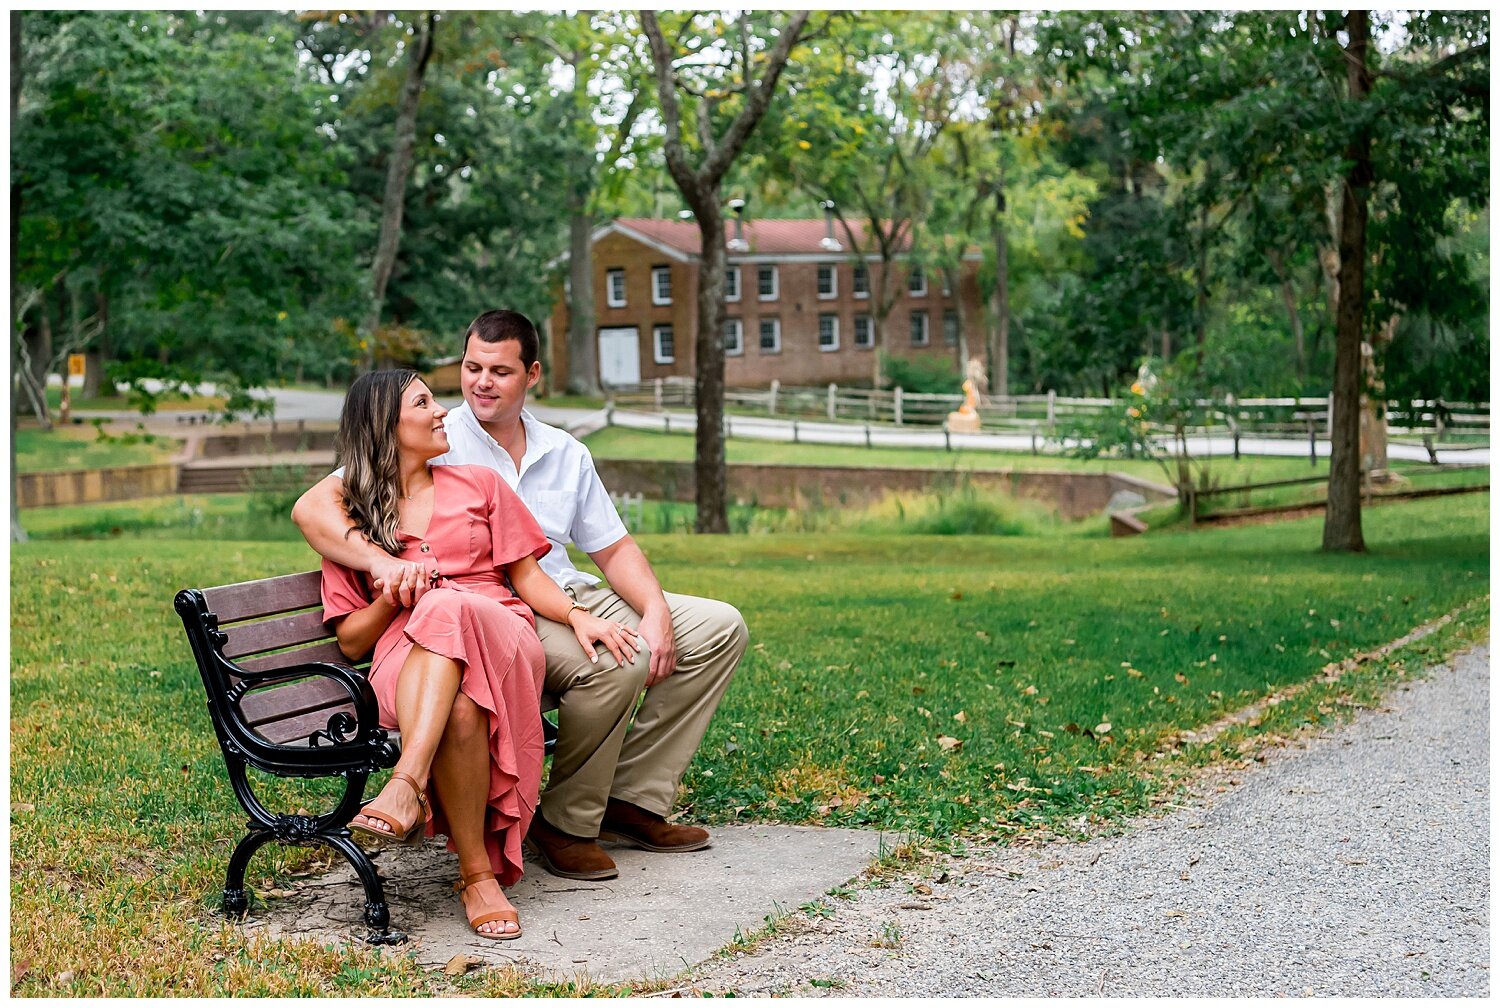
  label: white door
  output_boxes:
[598,327,641,388]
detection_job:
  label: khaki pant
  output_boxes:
[533,584,747,837]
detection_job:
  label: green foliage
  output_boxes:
[880,353,960,395]
[14,11,368,393]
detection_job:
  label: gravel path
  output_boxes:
[687,644,1490,997]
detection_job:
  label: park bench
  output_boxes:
[175,570,557,944]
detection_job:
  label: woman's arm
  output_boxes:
[506,556,641,667]
[329,595,402,661]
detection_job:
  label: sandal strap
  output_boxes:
[453,868,498,892]
[354,808,405,834]
[468,910,519,928]
[389,770,431,820]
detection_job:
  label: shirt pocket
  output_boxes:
[528,490,576,538]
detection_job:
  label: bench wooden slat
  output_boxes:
[204,571,324,623]
[241,676,354,727]
[236,640,360,675]
[253,704,361,746]
[222,609,336,660]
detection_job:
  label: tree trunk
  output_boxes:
[690,198,729,533]
[641,9,808,533]
[566,206,600,395]
[359,13,435,373]
[989,182,1009,397]
[1322,10,1371,553]
[1194,202,1210,356]
[944,265,969,371]
[1266,248,1306,382]
[1361,312,1397,478]
[11,9,24,542]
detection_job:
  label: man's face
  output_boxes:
[460,335,540,430]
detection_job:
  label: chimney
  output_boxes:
[819,200,842,252]
[727,198,749,252]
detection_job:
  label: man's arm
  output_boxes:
[291,474,430,606]
[587,533,677,687]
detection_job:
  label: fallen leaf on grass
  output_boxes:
[936,735,962,752]
[953,710,968,723]
[1094,722,1112,735]
[443,954,485,977]
[13,803,34,814]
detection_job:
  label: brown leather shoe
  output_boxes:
[598,798,711,853]
[525,813,618,880]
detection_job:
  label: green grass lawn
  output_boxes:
[582,425,1413,488]
[9,492,1488,995]
[16,424,182,473]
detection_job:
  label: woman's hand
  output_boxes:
[369,556,433,607]
[567,608,642,668]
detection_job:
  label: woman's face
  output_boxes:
[394,379,449,461]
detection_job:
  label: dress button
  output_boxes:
[420,543,430,553]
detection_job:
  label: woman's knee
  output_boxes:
[443,692,487,746]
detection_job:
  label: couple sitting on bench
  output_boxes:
[292,309,748,940]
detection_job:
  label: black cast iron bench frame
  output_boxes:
[175,569,556,944]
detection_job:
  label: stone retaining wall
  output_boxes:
[18,464,179,508]
[21,456,1176,519]
[594,460,1174,520]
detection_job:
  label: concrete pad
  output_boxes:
[255,825,886,984]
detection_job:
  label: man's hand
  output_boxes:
[369,556,433,607]
[637,605,677,687]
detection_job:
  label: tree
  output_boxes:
[640,10,813,533]
[14,11,366,404]
[772,12,969,388]
[503,13,648,395]
[357,12,435,373]
[1045,10,1487,550]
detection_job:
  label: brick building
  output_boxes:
[545,216,985,389]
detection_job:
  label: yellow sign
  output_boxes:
[67,353,86,377]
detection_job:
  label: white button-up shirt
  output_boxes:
[430,403,628,588]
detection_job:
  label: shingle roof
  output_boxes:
[613,216,909,257]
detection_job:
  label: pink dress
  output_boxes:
[321,464,549,886]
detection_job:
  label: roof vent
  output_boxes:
[727,199,749,252]
[819,200,843,252]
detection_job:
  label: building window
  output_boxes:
[943,309,959,347]
[818,314,840,352]
[758,317,781,354]
[757,264,779,301]
[817,264,837,299]
[852,263,869,299]
[724,318,744,356]
[725,266,741,302]
[853,314,873,349]
[652,266,672,305]
[606,268,626,308]
[909,310,929,346]
[908,265,927,297]
[653,324,675,364]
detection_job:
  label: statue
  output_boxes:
[946,358,987,434]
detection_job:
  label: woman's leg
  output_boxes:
[431,692,519,937]
[354,643,459,835]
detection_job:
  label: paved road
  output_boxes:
[74,385,1487,468]
[610,407,1489,467]
[687,644,1490,997]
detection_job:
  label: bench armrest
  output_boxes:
[224,659,399,775]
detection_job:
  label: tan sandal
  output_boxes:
[349,770,430,847]
[453,869,522,940]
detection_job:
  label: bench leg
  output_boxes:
[324,834,406,946]
[222,828,406,945]
[223,829,274,919]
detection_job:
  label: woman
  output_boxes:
[320,369,640,940]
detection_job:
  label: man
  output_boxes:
[292,309,747,880]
